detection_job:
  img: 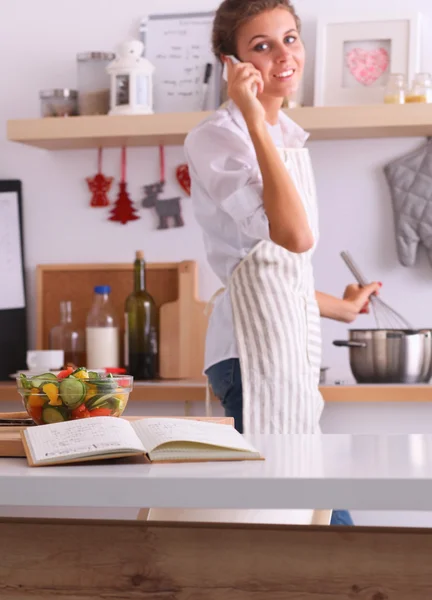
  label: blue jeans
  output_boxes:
[206,358,354,527]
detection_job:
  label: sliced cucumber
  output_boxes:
[86,392,115,410]
[108,397,122,412]
[59,377,86,408]
[42,405,67,424]
[30,373,58,389]
[19,373,33,390]
[88,371,100,379]
[94,374,117,393]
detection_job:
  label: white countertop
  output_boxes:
[1,434,432,511]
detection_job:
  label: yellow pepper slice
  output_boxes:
[42,382,61,406]
[73,369,89,380]
[84,383,97,402]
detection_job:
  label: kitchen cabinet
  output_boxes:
[2,433,432,598]
[7,103,432,150]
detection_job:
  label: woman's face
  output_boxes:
[236,7,305,98]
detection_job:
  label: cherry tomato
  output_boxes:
[88,408,112,417]
[28,405,42,424]
[57,366,74,380]
[71,404,90,419]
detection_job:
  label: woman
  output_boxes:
[184,0,379,524]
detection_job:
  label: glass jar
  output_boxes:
[406,73,432,103]
[49,301,85,367]
[40,89,78,117]
[77,52,115,115]
[86,285,119,369]
[384,74,406,104]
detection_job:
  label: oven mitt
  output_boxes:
[384,139,432,267]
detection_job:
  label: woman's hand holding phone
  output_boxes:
[223,55,265,125]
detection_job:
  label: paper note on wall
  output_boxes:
[140,12,221,113]
[0,192,25,310]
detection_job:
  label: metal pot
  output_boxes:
[333,329,432,384]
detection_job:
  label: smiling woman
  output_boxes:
[183,0,380,527]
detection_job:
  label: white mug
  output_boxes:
[26,350,64,372]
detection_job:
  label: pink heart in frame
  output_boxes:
[346,47,389,86]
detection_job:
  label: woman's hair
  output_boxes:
[212,0,301,61]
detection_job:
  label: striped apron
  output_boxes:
[230,147,324,434]
[151,148,328,526]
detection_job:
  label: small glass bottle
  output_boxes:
[124,251,158,380]
[406,73,432,103]
[86,285,119,369]
[384,74,406,104]
[49,301,85,367]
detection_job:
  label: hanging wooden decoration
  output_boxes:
[109,147,140,224]
[142,146,184,229]
[86,148,113,207]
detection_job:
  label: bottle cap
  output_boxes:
[94,285,111,294]
[136,250,144,260]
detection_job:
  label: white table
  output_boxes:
[2,434,432,599]
[1,434,432,510]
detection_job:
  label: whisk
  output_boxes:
[340,251,413,330]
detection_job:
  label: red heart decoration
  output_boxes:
[176,164,191,196]
[346,47,389,86]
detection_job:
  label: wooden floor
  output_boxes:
[1,517,432,598]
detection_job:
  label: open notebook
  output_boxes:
[21,417,263,467]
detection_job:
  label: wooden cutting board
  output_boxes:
[159,261,210,380]
[36,261,209,380]
[0,427,26,457]
[0,416,233,458]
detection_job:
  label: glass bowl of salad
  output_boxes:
[16,367,133,425]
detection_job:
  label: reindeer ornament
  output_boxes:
[141,146,186,230]
[142,181,184,229]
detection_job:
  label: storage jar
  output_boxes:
[77,52,115,115]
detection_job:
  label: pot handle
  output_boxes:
[333,340,367,348]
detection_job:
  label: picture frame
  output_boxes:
[313,14,422,106]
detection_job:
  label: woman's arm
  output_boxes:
[226,59,313,253]
[316,282,381,323]
[249,123,313,253]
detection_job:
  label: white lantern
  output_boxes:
[106,40,155,115]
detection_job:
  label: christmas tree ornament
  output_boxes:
[142,146,184,229]
[109,147,140,224]
[86,148,113,207]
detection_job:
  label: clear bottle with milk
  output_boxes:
[86,285,119,369]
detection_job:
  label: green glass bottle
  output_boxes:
[124,251,158,379]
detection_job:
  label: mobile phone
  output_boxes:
[222,55,257,96]
[222,55,240,82]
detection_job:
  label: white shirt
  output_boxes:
[184,100,309,372]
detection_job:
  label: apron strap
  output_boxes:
[204,287,225,316]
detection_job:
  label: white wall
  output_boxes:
[1,0,432,382]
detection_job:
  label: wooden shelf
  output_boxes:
[7,104,432,150]
[7,111,213,150]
